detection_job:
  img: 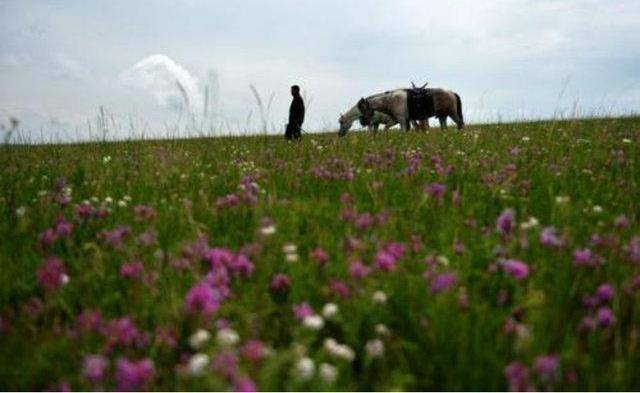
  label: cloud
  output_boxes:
[119,54,203,113]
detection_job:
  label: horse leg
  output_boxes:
[450,113,464,130]
[373,123,379,134]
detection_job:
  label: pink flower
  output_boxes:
[539,227,564,248]
[213,351,238,380]
[348,261,371,279]
[504,361,530,391]
[120,261,144,279]
[100,226,131,249]
[37,257,68,292]
[355,213,374,231]
[293,302,314,320]
[572,248,592,266]
[269,273,291,293]
[104,317,143,348]
[502,259,529,280]
[115,358,154,391]
[533,354,559,380]
[240,340,265,364]
[54,217,73,237]
[82,355,108,382]
[596,306,615,327]
[204,248,234,269]
[329,279,350,298]
[424,182,446,200]
[233,376,257,392]
[430,272,458,294]
[134,205,156,221]
[228,254,254,277]
[374,250,396,272]
[184,282,220,317]
[311,247,329,266]
[496,208,516,237]
[627,236,640,263]
[38,228,58,248]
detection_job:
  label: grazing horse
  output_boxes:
[338,103,424,136]
[357,88,464,131]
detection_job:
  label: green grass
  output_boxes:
[1,117,639,390]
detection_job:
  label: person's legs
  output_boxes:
[285,123,293,140]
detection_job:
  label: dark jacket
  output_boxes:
[289,95,305,127]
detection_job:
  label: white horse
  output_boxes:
[338,103,425,136]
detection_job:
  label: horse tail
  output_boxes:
[454,93,464,127]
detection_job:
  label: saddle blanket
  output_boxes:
[406,88,435,120]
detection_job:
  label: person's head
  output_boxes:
[291,85,300,96]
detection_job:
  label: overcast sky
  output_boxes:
[1,0,639,141]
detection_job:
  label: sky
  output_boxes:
[1,0,639,142]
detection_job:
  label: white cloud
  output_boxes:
[119,54,203,114]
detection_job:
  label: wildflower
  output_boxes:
[319,362,338,384]
[217,328,240,347]
[311,247,329,265]
[240,340,265,364]
[365,339,385,358]
[213,351,238,379]
[595,283,615,303]
[578,315,596,333]
[115,358,154,391]
[348,260,371,279]
[533,354,560,380]
[622,138,632,144]
[424,182,446,200]
[120,261,144,280]
[375,324,390,336]
[430,271,458,294]
[187,353,210,375]
[539,227,564,248]
[188,329,211,350]
[38,228,58,248]
[521,136,530,142]
[285,253,299,262]
[328,279,350,298]
[293,303,314,320]
[496,208,516,236]
[15,206,26,217]
[596,306,615,327]
[322,303,339,319]
[504,361,530,391]
[303,315,325,330]
[260,224,276,236]
[233,376,257,392]
[627,236,640,263]
[502,259,529,280]
[270,273,291,294]
[104,317,143,347]
[83,355,108,382]
[555,195,570,204]
[614,215,630,229]
[520,216,539,230]
[372,290,387,304]
[102,156,112,164]
[295,357,315,380]
[54,217,73,237]
[282,243,297,254]
[592,205,603,214]
[184,282,220,317]
[572,248,592,266]
[324,338,355,362]
[37,257,68,292]
[374,250,396,272]
[134,204,156,221]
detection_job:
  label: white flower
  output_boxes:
[216,328,239,347]
[60,274,70,286]
[117,200,127,207]
[102,155,112,164]
[375,323,390,337]
[322,303,339,319]
[187,353,210,375]
[437,255,450,266]
[295,357,315,380]
[260,225,276,236]
[324,338,355,362]
[303,315,325,331]
[372,291,387,304]
[189,329,211,350]
[622,138,632,144]
[285,253,299,263]
[365,339,385,358]
[592,205,603,214]
[282,243,298,254]
[521,136,530,142]
[519,216,539,230]
[319,363,338,384]
[123,195,132,202]
[555,195,570,204]
[15,206,26,217]
[104,196,113,204]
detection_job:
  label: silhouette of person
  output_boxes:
[285,85,304,140]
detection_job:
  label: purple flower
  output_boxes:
[328,279,350,298]
[355,213,374,231]
[385,242,407,259]
[533,354,560,380]
[37,257,68,292]
[496,208,516,237]
[269,273,291,293]
[502,259,529,280]
[424,182,446,200]
[430,272,458,294]
[614,214,630,229]
[184,282,220,317]
[311,247,329,265]
[134,204,156,221]
[595,283,615,303]
[120,261,144,280]
[115,358,154,391]
[504,361,530,391]
[578,315,596,333]
[204,247,234,269]
[540,227,564,248]
[348,261,371,279]
[100,226,131,249]
[38,228,58,248]
[233,376,257,392]
[213,351,238,380]
[104,317,142,347]
[228,254,254,277]
[54,217,73,237]
[627,236,640,263]
[572,248,592,266]
[82,355,108,382]
[293,302,314,320]
[596,306,616,327]
[374,250,397,272]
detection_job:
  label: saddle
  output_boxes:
[406,88,435,120]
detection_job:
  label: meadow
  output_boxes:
[1,117,639,391]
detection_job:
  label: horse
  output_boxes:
[338,103,425,136]
[356,88,464,132]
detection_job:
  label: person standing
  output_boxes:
[285,85,305,140]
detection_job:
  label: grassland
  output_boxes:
[1,117,639,391]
